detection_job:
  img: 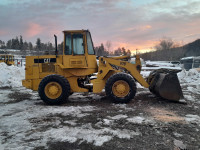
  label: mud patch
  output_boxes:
[0,86,12,90]
[7,91,32,104]
[148,108,185,123]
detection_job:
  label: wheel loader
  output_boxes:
[22,30,183,105]
[0,54,15,66]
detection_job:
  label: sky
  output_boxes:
[0,0,200,53]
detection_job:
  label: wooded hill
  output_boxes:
[141,39,200,61]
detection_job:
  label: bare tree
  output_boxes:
[105,41,112,52]
[155,37,174,51]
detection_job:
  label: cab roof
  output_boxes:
[0,54,14,56]
[62,30,89,33]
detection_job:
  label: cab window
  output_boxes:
[73,34,84,55]
[87,32,95,55]
[65,34,72,55]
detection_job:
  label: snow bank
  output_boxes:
[178,69,200,100]
[146,61,174,67]
[178,69,200,91]
[178,69,200,83]
[0,63,25,87]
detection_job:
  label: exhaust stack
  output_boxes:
[54,35,58,57]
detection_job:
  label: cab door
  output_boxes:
[63,32,88,68]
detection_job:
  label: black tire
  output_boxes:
[38,74,70,105]
[105,73,136,103]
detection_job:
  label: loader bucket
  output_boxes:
[148,69,184,101]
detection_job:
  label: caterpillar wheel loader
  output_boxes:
[0,54,15,66]
[22,30,184,105]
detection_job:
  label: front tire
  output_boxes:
[105,73,136,103]
[38,74,70,105]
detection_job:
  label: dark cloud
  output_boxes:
[0,0,199,50]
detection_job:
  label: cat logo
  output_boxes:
[34,58,56,63]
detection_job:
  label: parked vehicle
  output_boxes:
[180,56,200,70]
[0,54,15,65]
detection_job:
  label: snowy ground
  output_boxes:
[0,63,200,150]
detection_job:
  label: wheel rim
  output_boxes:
[112,80,130,98]
[44,82,62,99]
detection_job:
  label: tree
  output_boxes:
[0,40,6,49]
[127,49,131,56]
[11,37,20,49]
[114,47,122,56]
[36,38,41,50]
[105,41,112,52]
[155,37,174,51]
[23,41,28,50]
[6,40,12,49]
[58,42,63,54]
[122,47,127,55]
[28,42,33,50]
[19,35,23,50]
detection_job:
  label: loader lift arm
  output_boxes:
[91,55,149,94]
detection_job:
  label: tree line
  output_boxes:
[0,36,55,51]
[0,36,132,56]
[2,35,196,60]
[94,43,131,56]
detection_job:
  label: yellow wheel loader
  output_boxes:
[22,30,183,105]
[0,54,15,66]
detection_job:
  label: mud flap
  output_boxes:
[148,70,184,101]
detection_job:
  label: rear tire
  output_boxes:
[38,74,70,105]
[105,73,136,103]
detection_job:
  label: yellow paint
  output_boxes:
[22,30,150,96]
[45,82,62,99]
[112,80,130,97]
[0,54,15,66]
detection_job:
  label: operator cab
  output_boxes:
[62,30,97,70]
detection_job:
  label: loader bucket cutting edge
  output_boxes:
[149,72,184,101]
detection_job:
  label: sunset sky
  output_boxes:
[0,0,200,53]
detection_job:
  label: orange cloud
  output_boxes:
[26,23,44,37]
[0,30,7,36]
[111,40,158,54]
[123,25,152,32]
[141,25,152,31]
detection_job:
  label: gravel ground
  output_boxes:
[0,85,200,150]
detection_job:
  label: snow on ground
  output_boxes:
[178,69,200,88]
[0,60,200,149]
[143,61,182,71]
[0,87,142,149]
[0,63,25,88]
[178,69,200,100]
[146,61,175,67]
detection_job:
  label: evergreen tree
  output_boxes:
[0,40,6,49]
[114,47,122,56]
[19,35,23,50]
[28,42,33,50]
[36,38,41,50]
[6,40,12,49]
[23,41,28,50]
[122,47,127,55]
[58,42,63,54]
